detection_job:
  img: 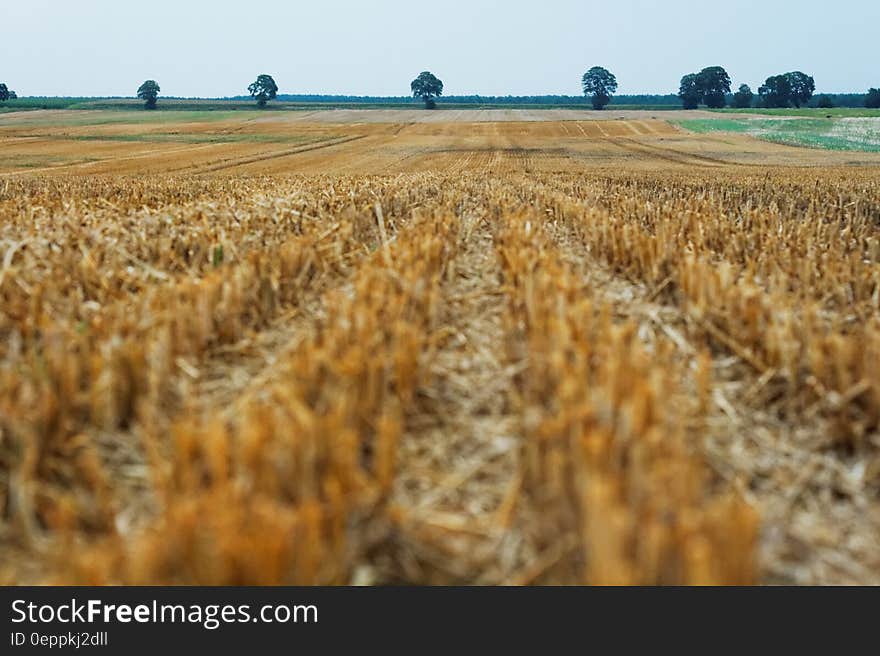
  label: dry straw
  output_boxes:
[2,168,879,584]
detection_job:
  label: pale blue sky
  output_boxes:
[3,1,877,97]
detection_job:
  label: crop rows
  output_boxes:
[496,209,757,584]
[2,168,880,584]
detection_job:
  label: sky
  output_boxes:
[3,0,878,97]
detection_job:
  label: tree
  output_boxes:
[248,74,278,108]
[678,74,702,110]
[816,95,834,109]
[581,66,618,110]
[866,88,880,109]
[757,72,814,109]
[410,71,443,109]
[785,71,815,108]
[0,83,9,102]
[696,66,731,108]
[137,80,160,110]
[732,84,753,109]
[758,75,792,108]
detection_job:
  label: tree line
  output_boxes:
[581,65,879,111]
[134,72,442,110]
[3,72,880,111]
[676,68,818,110]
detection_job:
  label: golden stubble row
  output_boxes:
[515,170,880,448]
[0,174,460,536]
[0,177,411,546]
[35,209,460,584]
[496,209,757,584]
[0,173,456,583]
[0,175,429,355]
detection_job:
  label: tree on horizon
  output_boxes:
[678,74,702,110]
[785,71,815,108]
[137,80,161,110]
[697,67,731,108]
[411,71,443,109]
[678,67,731,109]
[248,75,278,108]
[581,67,618,110]
[757,72,814,108]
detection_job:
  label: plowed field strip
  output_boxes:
[0,142,223,176]
[190,135,367,174]
[608,137,729,167]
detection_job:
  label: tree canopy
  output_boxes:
[581,66,618,110]
[866,88,880,109]
[137,80,161,110]
[411,71,443,109]
[678,67,731,109]
[786,71,815,108]
[732,84,754,109]
[758,72,815,108]
[0,83,11,102]
[248,74,278,108]
[758,75,792,108]
[678,74,702,110]
[696,66,731,108]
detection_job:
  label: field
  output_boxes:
[717,108,880,119]
[677,116,880,152]
[2,109,880,585]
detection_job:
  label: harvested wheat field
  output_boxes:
[2,109,880,585]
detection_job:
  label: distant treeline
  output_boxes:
[238,93,878,109]
[2,93,875,112]
[801,93,877,108]
[255,93,879,109]
[241,94,686,106]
